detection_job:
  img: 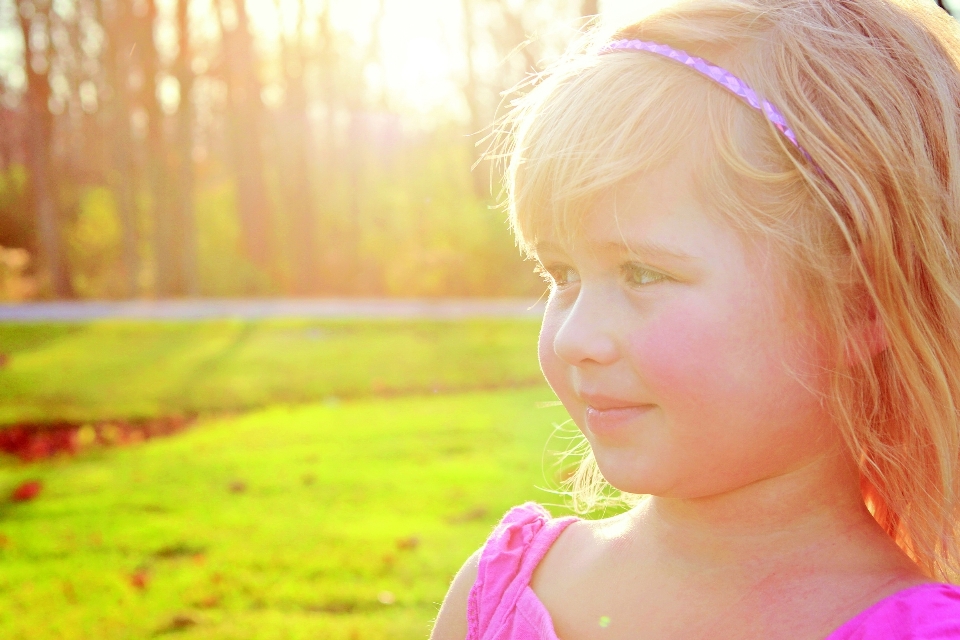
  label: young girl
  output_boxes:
[432,0,960,638]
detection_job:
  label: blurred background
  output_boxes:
[3,1,956,639]
[0,0,661,301]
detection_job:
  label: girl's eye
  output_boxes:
[622,262,666,287]
[537,263,580,289]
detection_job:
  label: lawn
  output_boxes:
[0,388,573,639]
[0,319,543,424]
[0,318,586,638]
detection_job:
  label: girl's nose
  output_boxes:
[551,290,620,367]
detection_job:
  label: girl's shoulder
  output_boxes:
[828,583,960,639]
[466,502,578,639]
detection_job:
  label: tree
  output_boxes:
[16,0,73,297]
[274,0,320,294]
[172,0,199,295]
[461,0,489,200]
[215,0,272,272]
[99,0,141,297]
[138,0,186,295]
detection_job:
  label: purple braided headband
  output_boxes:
[600,39,814,164]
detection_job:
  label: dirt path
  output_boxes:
[0,298,545,322]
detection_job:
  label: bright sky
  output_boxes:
[3,0,955,116]
[245,0,677,116]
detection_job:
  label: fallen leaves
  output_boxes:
[153,543,207,561]
[155,613,198,635]
[192,594,221,609]
[129,569,150,591]
[395,536,420,551]
[0,417,194,462]
[10,480,42,502]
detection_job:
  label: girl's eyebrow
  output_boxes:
[603,240,701,264]
[533,240,699,264]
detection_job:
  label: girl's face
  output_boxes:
[534,157,844,499]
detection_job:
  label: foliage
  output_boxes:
[0,246,35,301]
[0,388,572,639]
[0,319,545,424]
[67,187,126,299]
[193,181,277,297]
[0,165,30,252]
[0,0,580,299]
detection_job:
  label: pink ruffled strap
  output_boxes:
[826,583,960,639]
[466,503,577,640]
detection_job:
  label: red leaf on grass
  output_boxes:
[129,570,149,591]
[10,480,42,502]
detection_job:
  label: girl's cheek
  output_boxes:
[626,306,748,404]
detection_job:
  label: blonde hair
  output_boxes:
[501,0,960,580]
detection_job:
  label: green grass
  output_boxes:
[0,319,543,425]
[0,318,581,637]
[0,388,573,639]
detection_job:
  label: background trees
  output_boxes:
[0,0,590,299]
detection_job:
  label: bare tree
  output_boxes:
[16,0,73,297]
[461,0,563,201]
[215,0,272,272]
[173,0,199,295]
[274,0,320,294]
[344,0,385,291]
[461,0,489,199]
[99,0,141,296]
[138,0,186,295]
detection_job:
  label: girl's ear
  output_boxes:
[844,293,888,366]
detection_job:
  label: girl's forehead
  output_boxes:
[533,157,717,252]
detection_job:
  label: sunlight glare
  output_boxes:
[239,0,679,117]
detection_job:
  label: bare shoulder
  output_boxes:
[537,510,633,575]
[430,548,482,640]
[530,509,636,603]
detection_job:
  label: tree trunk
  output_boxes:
[316,1,337,292]
[275,0,319,295]
[461,0,489,200]
[215,0,272,273]
[16,0,73,298]
[99,0,141,297]
[141,0,182,296]
[174,0,199,295]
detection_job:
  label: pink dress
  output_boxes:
[466,503,960,640]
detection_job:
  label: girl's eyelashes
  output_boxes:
[536,263,580,289]
[621,261,668,287]
[535,261,667,289]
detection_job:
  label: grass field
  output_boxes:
[0,319,543,424]
[0,319,585,638]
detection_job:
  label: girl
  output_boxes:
[432,0,960,638]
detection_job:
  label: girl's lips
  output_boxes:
[584,404,654,437]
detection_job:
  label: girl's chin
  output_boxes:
[589,449,668,496]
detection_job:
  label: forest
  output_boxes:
[0,0,602,300]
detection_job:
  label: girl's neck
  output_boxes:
[631,450,910,573]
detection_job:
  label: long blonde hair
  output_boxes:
[501,0,960,580]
